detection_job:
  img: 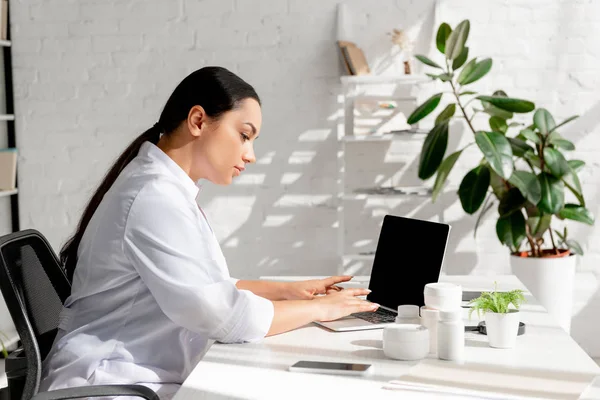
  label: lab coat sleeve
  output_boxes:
[123,180,274,343]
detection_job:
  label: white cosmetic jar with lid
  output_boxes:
[383,324,429,361]
[424,282,462,310]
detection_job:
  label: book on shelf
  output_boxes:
[337,40,370,76]
[0,148,17,191]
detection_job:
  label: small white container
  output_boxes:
[437,309,465,362]
[383,324,429,361]
[420,306,440,355]
[424,282,462,311]
[395,304,420,324]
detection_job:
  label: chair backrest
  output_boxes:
[0,229,71,399]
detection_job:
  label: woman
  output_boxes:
[40,66,379,399]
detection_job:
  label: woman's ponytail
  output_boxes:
[60,124,161,280]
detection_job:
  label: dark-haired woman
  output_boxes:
[39,66,378,399]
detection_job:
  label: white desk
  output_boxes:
[173,275,600,400]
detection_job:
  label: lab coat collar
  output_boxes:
[140,141,200,200]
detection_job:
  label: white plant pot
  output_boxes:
[485,310,520,349]
[510,252,575,334]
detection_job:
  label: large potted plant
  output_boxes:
[408,19,595,334]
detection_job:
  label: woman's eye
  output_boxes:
[240,133,250,141]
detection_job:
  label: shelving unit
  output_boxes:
[0,0,18,233]
[337,74,442,275]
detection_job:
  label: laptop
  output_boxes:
[314,214,451,332]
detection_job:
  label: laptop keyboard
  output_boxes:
[352,307,397,324]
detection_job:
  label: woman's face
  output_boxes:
[194,98,262,185]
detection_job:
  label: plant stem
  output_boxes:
[450,79,477,135]
[548,226,559,255]
[524,220,538,256]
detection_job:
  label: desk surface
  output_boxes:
[173,275,600,400]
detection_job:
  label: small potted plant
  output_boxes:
[468,283,526,349]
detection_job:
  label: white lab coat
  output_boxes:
[39,142,274,399]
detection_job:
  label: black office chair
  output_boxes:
[0,229,159,400]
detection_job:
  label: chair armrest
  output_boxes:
[30,384,159,400]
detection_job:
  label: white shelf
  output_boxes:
[0,115,14,121]
[340,74,430,85]
[0,189,17,198]
[345,186,432,199]
[0,40,10,48]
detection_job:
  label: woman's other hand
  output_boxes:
[284,275,353,300]
[314,288,379,322]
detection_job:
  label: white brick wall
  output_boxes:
[0,0,597,276]
[1,0,600,347]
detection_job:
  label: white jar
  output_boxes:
[437,309,464,362]
[395,304,420,324]
[424,282,462,311]
[383,324,429,361]
[420,306,439,355]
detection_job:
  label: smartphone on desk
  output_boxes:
[288,360,373,376]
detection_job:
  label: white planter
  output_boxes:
[485,310,520,349]
[510,252,575,334]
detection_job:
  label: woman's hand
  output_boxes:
[314,288,379,322]
[283,276,354,300]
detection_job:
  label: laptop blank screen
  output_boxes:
[366,215,450,310]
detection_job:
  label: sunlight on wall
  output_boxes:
[257,151,275,165]
[274,194,332,207]
[232,173,265,185]
[280,172,302,185]
[298,129,331,142]
[262,214,293,227]
[288,150,316,164]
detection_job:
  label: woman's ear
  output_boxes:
[188,105,207,138]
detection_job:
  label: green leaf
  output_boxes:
[456,58,477,84]
[475,131,514,179]
[458,165,491,214]
[548,131,575,150]
[543,147,570,178]
[496,211,527,252]
[415,54,443,69]
[407,93,443,125]
[432,149,462,202]
[438,73,453,82]
[538,172,565,214]
[476,96,535,113]
[558,204,594,225]
[527,215,552,239]
[508,170,542,204]
[568,160,585,172]
[519,128,540,144]
[458,58,492,85]
[482,100,513,120]
[418,122,449,180]
[533,108,556,136]
[490,169,508,199]
[436,23,452,54]
[435,103,456,125]
[498,187,527,217]
[563,168,584,207]
[524,151,541,169]
[452,46,469,70]
[507,137,534,158]
[459,91,477,96]
[426,73,440,80]
[489,116,507,134]
[549,115,579,134]
[565,239,584,256]
[446,19,470,60]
